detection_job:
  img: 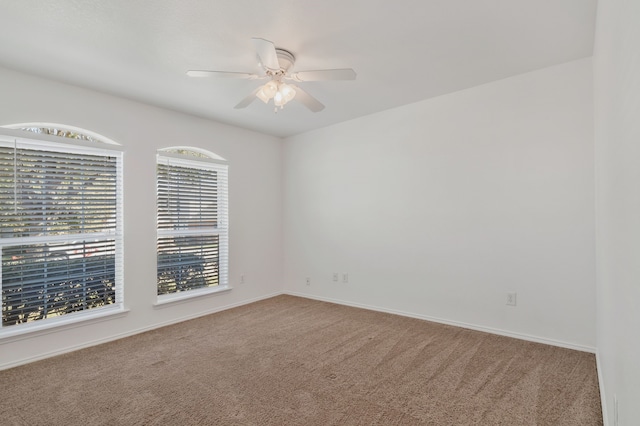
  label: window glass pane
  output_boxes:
[157,235,220,295]
[2,240,116,326]
[162,148,209,159]
[15,126,102,144]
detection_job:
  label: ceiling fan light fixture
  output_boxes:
[280,83,296,103]
[256,86,271,103]
[273,90,284,107]
[264,80,278,97]
[256,80,279,103]
[256,80,297,110]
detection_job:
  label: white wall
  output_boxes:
[594,0,640,424]
[283,58,595,350]
[0,66,283,369]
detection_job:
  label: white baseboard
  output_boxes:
[284,291,597,354]
[596,350,609,426]
[0,291,283,371]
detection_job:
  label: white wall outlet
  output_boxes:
[342,273,349,283]
[240,274,245,284]
[506,292,517,306]
[332,273,339,282]
[306,277,311,286]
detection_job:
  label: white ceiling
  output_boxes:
[0,0,597,138]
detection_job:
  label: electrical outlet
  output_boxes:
[506,292,517,306]
[240,274,245,284]
[306,277,311,286]
[342,273,349,283]
[332,273,339,282]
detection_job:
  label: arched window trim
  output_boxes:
[2,123,120,146]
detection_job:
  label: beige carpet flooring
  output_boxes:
[1,295,602,425]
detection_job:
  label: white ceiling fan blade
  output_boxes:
[291,85,325,112]
[187,70,257,79]
[234,87,261,109]
[290,68,356,82]
[251,38,280,71]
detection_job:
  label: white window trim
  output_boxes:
[153,285,232,308]
[0,305,129,343]
[0,128,125,339]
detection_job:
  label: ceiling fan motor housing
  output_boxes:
[275,48,295,72]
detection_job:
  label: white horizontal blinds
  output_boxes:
[0,136,123,328]
[157,162,219,230]
[0,146,117,238]
[157,153,228,296]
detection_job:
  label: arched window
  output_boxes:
[156,147,229,302]
[3,123,119,145]
[0,125,124,334]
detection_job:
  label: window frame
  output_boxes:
[0,128,124,338]
[155,149,229,305]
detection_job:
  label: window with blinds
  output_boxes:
[0,131,123,332]
[156,150,228,299]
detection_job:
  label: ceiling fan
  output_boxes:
[187,38,356,113]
